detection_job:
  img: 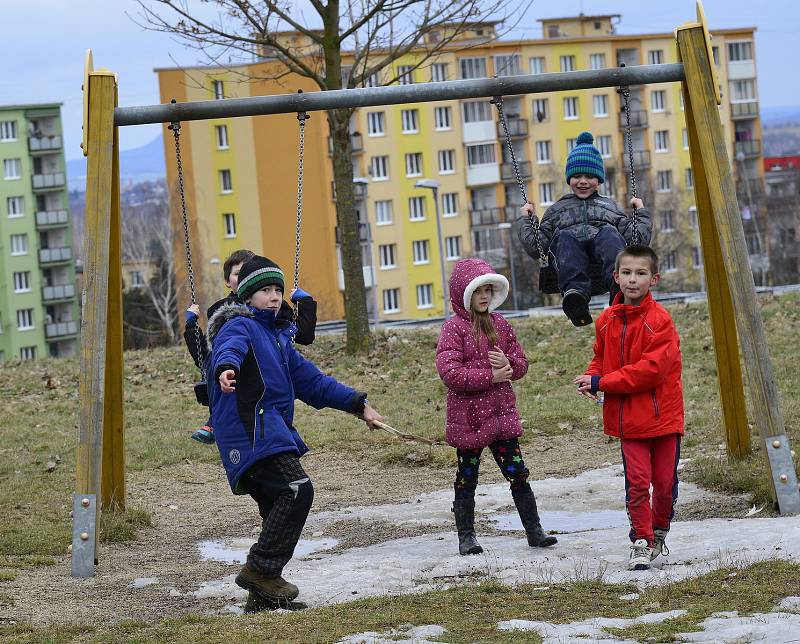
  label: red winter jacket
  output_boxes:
[585,292,684,439]
[436,259,527,450]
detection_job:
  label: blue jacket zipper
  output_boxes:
[258,408,265,440]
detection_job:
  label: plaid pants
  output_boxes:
[243,452,314,576]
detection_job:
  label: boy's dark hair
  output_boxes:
[615,245,659,273]
[223,249,255,282]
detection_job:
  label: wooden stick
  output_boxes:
[371,420,446,447]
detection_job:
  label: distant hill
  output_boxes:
[67,135,165,190]
[761,106,800,157]
[761,106,800,127]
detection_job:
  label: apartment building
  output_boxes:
[0,103,78,362]
[156,14,762,320]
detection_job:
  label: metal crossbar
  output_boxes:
[114,63,685,126]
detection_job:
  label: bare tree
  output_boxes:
[134,0,523,352]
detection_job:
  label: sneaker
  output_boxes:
[235,563,299,602]
[191,425,215,444]
[562,289,592,327]
[652,528,670,560]
[629,539,653,571]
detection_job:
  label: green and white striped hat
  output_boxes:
[236,256,285,301]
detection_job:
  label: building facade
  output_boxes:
[0,104,78,362]
[156,14,762,320]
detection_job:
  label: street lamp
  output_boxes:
[353,176,380,326]
[414,178,450,319]
[498,222,519,310]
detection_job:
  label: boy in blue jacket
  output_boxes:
[207,255,383,609]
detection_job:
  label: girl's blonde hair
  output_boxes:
[470,288,498,347]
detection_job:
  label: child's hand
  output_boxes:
[291,287,312,302]
[520,202,536,219]
[488,348,510,369]
[492,364,513,383]
[573,374,598,400]
[630,197,644,210]
[361,404,384,430]
[219,369,237,394]
[187,304,200,315]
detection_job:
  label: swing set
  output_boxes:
[72,2,800,577]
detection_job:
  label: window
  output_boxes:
[647,50,664,65]
[692,246,703,268]
[412,240,430,264]
[0,121,17,141]
[20,346,36,361]
[459,57,487,79]
[401,109,419,133]
[685,168,694,189]
[655,130,670,153]
[371,155,389,180]
[13,271,31,292]
[10,233,27,255]
[466,143,496,166]
[4,159,21,179]
[434,106,451,130]
[212,80,224,100]
[683,128,689,150]
[416,284,433,309]
[596,135,612,158]
[593,94,608,117]
[539,182,555,205]
[494,54,521,76]
[660,210,674,232]
[362,71,381,87]
[727,41,753,62]
[657,170,673,192]
[664,250,677,272]
[383,288,400,313]
[560,55,576,72]
[689,206,698,228]
[533,98,549,122]
[367,112,385,136]
[445,235,461,260]
[215,125,229,149]
[566,138,576,153]
[462,100,492,123]
[378,244,397,269]
[405,152,423,177]
[129,270,145,287]
[729,79,757,102]
[7,196,24,217]
[651,90,666,112]
[375,200,393,225]
[223,213,236,238]
[535,140,552,163]
[442,192,459,217]
[589,53,606,70]
[679,89,685,111]
[563,97,579,119]
[408,196,426,220]
[430,63,449,82]
[529,57,546,75]
[219,169,232,193]
[397,65,414,84]
[17,309,34,330]
[438,149,455,174]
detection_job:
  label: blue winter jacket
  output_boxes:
[207,303,361,494]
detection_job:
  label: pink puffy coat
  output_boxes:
[436,258,528,450]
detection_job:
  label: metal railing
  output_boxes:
[621,149,651,169]
[32,172,66,190]
[470,207,504,226]
[335,222,370,243]
[42,284,76,301]
[731,101,758,119]
[35,210,69,226]
[735,139,761,157]
[45,321,78,339]
[500,160,532,182]
[496,118,528,139]
[29,136,62,152]
[39,247,72,263]
[618,109,648,129]
[327,132,364,156]
[331,180,367,201]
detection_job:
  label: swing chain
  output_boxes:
[292,89,308,330]
[618,74,641,245]
[492,95,548,266]
[170,119,205,379]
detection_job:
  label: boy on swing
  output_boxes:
[518,131,651,326]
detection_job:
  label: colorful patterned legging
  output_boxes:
[454,437,530,499]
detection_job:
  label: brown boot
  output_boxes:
[235,563,299,601]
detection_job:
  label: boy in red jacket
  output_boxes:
[573,245,684,571]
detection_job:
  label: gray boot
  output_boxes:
[452,498,483,555]
[512,487,557,547]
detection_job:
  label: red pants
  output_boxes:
[620,434,681,545]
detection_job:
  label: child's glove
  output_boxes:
[291,287,312,302]
[185,307,199,325]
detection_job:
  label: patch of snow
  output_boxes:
[337,624,446,644]
[679,611,800,642]
[493,509,628,534]
[619,593,640,601]
[197,537,338,564]
[777,596,800,613]
[130,577,159,588]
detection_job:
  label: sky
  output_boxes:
[4,0,798,158]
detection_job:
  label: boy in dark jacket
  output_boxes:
[518,131,651,326]
[208,255,383,607]
[184,249,318,443]
[574,246,684,571]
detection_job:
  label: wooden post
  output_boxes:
[677,8,800,513]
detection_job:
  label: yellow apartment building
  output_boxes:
[156,14,762,320]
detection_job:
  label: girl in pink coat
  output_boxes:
[436,258,557,555]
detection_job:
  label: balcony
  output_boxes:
[737,177,764,197]
[735,139,761,158]
[39,247,72,264]
[496,118,529,139]
[45,320,78,339]
[621,150,651,170]
[32,172,66,190]
[335,222,370,243]
[331,180,367,201]
[473,248,507,267]
[500,160,532,182]
[618,110,649,130]
[470,207,503,226]
[29,135,62,152]
[327,132,364,156]
[338,265,376,290]
[731,101,759,120]
[35,209,69,227]
[42,284,76,302]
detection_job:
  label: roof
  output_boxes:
[0,102,63,112]
[538,14,621,22]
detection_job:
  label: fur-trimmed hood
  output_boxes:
[206,302,255,350]
[448,258,509,320]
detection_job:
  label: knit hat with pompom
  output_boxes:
[565,131,605,184]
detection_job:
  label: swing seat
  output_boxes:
[539,259,608,296]
[194,380,209,407]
